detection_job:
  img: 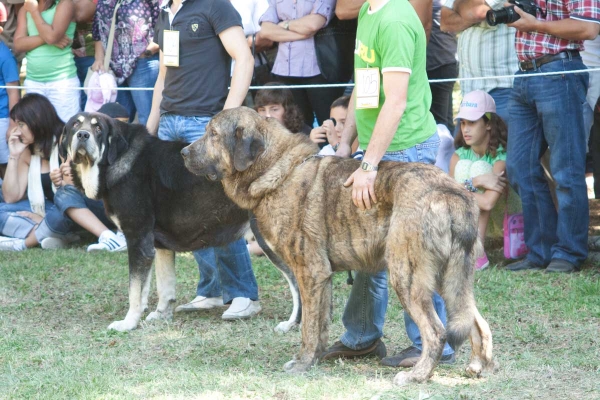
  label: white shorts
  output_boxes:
[24,76,81,123]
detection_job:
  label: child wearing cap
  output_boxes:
[450,90,509,270]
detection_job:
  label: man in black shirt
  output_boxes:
[147,0,259,320]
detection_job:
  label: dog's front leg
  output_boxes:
[146,249,176,323]
[250,216,301,333]
[108,232,156,331]
[284,265,332,374]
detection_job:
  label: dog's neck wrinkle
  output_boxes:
[222,137,318,210]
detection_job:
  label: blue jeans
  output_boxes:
[49,184,115,235]
[488,87,513,129]
[116,55,159,126]
[506,56,589,266]
[340,132,453,356]
[75,56,95,111]
[158,113,259,303]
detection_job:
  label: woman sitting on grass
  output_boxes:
[0,93,126,252]
[450,90,508,270]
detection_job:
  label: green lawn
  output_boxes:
[1,246,599,400]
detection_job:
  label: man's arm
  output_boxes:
[508,7,599,40]
[343,72,410,210]
[286,14,327,36]
[259,21,311,41]
[73,0,96,23]
[361,71,409,167]
[409,0,433,41]
[146,50,166,135]
[335,0,365,20]
[219,25,254,110]
[336,88,358,157]
[441,7,477,32]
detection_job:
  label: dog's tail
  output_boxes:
[440,200,480,353]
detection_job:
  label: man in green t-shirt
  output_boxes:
[321,0,456,369]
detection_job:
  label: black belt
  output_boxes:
[519,50,580,72]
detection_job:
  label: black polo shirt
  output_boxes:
[155,0,242,117]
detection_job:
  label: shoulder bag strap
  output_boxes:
[104,0,123,71]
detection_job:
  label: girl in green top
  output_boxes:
[14,0,80,123]
[449,90,508,271]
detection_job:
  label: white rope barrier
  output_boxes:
[3,66,600,91]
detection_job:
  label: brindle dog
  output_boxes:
[181,107,495,385]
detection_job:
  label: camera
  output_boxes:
[486,0,540,26]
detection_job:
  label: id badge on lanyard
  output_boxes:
[355,67,380,109]
[163,30,180,67]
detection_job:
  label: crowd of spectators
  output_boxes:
[0,0,598,329]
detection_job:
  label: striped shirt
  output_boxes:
[516,0,600,61]
[445,0,518,93]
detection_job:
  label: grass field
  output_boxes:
[1,245,599,400]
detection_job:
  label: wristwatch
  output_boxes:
[283,21,290,30]
[360,161,378,172]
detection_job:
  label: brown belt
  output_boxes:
[519,50,580,72]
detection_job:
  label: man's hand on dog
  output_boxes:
[344,169,378,210]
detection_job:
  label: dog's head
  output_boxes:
[64,112,129,167]
[63,112,129,199]
[182,107,266,181]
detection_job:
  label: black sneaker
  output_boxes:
[505,258,544,272]
[320,339,387,361]
[545,259,578,273]
[381,345,456,368]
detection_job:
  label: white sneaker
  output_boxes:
[174,296,225,313]
[87,230,127,252]
[0,236,25,251]
[41,234,81,250]
[221,297,261,320]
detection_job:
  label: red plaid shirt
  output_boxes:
[515,0,600,61]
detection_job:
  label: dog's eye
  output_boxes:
[95,126,102,135]
[73,121,81,128]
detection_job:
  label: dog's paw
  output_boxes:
[146,310,173,322]
[283,358,311,374]
[466,361,483,378]
[274,320,298,334]
[108,319,137,332]
[393,371,415,386]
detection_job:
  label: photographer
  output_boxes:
[440,0,517,125]
[504,0,600,273]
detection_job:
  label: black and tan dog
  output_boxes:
[62,113,302,333]
[181,107,495,385]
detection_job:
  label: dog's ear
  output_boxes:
[58,130,69,162]
[233,126,264,172]
[99,118,129,165]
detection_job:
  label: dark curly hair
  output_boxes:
[454,113,507,158]
[254,82,305,133]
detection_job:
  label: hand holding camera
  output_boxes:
[486,0,544,26]
[309,118,337,145]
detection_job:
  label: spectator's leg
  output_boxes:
[537,63,589,266]
[506,71,556,266]
[46,77,82,123]
[305,75,346,126]
[116,82,136,124]
[126,54,159,125]
[215,238,259,304]
[427,63,457,129]
[275,75,314,127]
[75,56,95,111]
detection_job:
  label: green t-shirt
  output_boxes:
[26,4,77,82]
[455,145,507,165]
[354,0,436,152]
